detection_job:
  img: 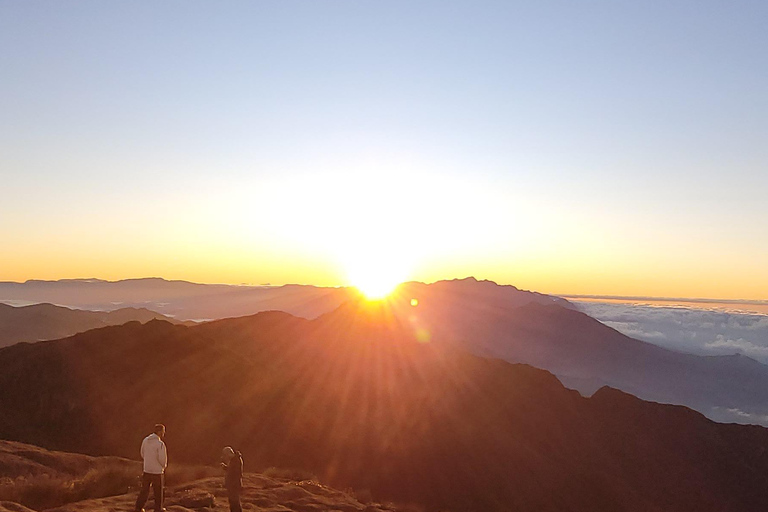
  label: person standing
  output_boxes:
[220,446,243,512]
[135,424,168,512]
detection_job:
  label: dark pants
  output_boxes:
[227,487,242,512]
[135,472,164,512]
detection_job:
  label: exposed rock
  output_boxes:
[176,490,214,507]
[0,502,37,512]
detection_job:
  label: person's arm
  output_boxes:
[158,441,168,469]
[235,456,243,489]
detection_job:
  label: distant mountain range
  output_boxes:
[0,302,190,348]
[0,276,572,321]
[1,302,768,511]
[0,278,354,320]
[3,277,768,425]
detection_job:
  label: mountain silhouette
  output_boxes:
[4,276,768,424]
[0,303,190,349]
[0,278,355,321]
[0,276,570,321]
[380,286,768,424]
[1,302,768,511]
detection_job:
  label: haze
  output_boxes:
[1,1,767,299]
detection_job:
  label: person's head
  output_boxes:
[221,446,235,462]
[154,424,166,439]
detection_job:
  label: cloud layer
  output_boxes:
[575,301,768,364]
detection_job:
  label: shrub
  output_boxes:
[352,488,374,504]
[71,464,138,501]
[0,473,72,510]
[0,460,216,509]
[263,466,318,481]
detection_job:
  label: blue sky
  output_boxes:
[1,1,766,297]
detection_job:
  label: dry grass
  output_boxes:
[0,460,218,510]
[262,466,318,481]
[164,463,220,486]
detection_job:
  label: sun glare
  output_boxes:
[252,169,519,294]
[347,256,407,299]
[355,277,399,299]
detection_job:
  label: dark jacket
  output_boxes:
[224,451,243,491]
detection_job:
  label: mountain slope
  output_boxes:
[0,303,189,348]
[385,288,768,424]
[1,305,768,511]
[0,439,136,478]
[0,440,389,512]
[0,440,141,510]
[4,272,760,425]
[46,474,393,512]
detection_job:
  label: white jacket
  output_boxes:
[140,433,168,474]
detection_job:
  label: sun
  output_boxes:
[353,274,400,299]
[348,263,406,299]
[345,251,409,300]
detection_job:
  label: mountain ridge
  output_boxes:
[4,275,768,425]
[1,305,768,511]
[0,303,191,349]
[0,276,571,320]
[0,439,389,512]
[377,292,768,425]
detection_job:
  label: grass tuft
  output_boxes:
[0,459,218,509]
[263,466,318,481]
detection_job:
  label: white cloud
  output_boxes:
[575,301,768,364]
[710,407,768,426]
[705,335,768,359]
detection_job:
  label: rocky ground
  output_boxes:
[1,503,36,512]
[0,440,400,512]
[44,474,396,512]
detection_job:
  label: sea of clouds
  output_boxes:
[574,301,768,364]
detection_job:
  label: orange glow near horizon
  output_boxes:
[1,169,766,301]
[2,249,768,302]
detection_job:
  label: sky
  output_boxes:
[1,1,766,299]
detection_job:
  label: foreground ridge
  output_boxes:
[44,474,393,512]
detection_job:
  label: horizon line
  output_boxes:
[0,276,766,303]
[563,294,768,306]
